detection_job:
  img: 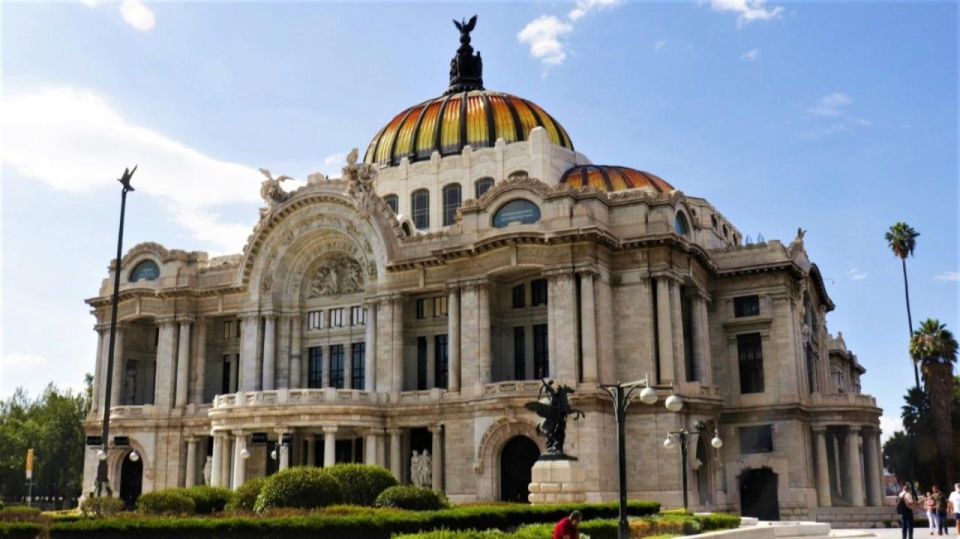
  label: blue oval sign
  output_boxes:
[493,199,541,228]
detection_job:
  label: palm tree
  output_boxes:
[910,319,958,486]
[886,222,920,388]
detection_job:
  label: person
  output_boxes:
[926,491,937,535]
[932,485,949,536]
[553,510,582,539]
[900,484,917,539]
[948,484,960,536]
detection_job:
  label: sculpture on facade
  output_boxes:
[343,148,379,217]
[308,254,364,297]
[447,15,483,93]
[202,456,212,486]
[259,168,294,207]
[411,449,432,487]
[524,379,584,459]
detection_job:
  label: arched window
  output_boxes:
[129,260,160,282]
[493,199,541,228]
[674,212,690,237]
[383,194,399,215]
[475,177,494,198]
[411,189,429,230]
[442,183,462,226]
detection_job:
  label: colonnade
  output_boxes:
[812,425,884,507]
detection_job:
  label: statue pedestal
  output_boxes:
[528,458,586,504]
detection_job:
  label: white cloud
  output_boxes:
[709,0,784,27]
[0,87,261,253]
[120,0,155,32]
[804,92,871,138]
[1,353,49,371]
[846,265,868,281]
[879,415,903,445]
[78,0,99,7]
[518,16,573,68]
[740,48,760,61]
[934,271,960,282]
[809,92,852,117]
[654,40,668,52]
[568,0,621,21]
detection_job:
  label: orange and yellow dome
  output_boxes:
[364,90,573,167]
[560,165,674,193]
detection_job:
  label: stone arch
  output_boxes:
[474,418,545,502]
[727,454,790,512]
[108,439,148,496]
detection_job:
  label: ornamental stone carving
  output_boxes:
[343,148,379,217]
[308,254,364,297]
[259,168,294,207]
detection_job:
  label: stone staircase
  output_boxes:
[814,506,899,529]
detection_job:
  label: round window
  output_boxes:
[130,260,160,282]
[493,199,541,228]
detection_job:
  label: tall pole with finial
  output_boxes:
[96,166,136,498]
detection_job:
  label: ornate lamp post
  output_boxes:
[95,166,136,497]
[664,420,723,511]
[600,376,683,539]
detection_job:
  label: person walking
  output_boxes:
[947,484,960,536]
[932,485,949,536]
[926,492,938,535]
[900,484,918,539]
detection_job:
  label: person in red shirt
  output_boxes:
[553,510,582,539]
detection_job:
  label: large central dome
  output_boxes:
[363,90,573,167]
[364,16,573,167]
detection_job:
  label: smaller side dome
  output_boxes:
[560,165,674,193]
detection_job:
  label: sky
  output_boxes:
[0,1,957,442]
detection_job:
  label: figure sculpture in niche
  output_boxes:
[524,379,584,459]
[202,456,212,486]
[411,449,432,487]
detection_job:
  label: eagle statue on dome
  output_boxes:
[447,15,483,94]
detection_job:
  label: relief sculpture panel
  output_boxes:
[308,254,364,297]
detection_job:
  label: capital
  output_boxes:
[322,426,339,435]
[428,424,443,434]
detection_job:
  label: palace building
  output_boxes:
[82,18,887,523]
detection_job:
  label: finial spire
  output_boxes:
[446,15,484,94]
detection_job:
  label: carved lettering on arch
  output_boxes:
[309,254,364,297]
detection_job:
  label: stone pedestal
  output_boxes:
[528,459,586,504]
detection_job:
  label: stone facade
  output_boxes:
[81,40,884,518]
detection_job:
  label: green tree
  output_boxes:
[885,222,920,388]
[0,382,89,506]
[910,319,958,486]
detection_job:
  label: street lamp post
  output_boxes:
[664,421,723,512]
[600,376,683,539]
[95,166,137,498]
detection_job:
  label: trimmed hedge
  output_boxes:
[325,464,398,506]
[136,491,196,516]
[180,486,234,515]
[79,496,126,518]
[227,477,268,513]
[0,507,43,523]
[46,501,662,538]
[375,486,448,511]
[0,522,44,539]
[253,467,344,513]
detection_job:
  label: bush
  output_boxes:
[180,486,233,514]
[325,464,398,506]
[253,467,344,512]
[0,522,44,539]
[375,486,448,511]
[0,500,4,510]
[136,490,195,516]
[0,507,42,522]
[79,496,125,518]
[226,477,267,513]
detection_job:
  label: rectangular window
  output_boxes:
[734,295,760,317]
[434,334,448,389]
[221,354,233,394]
[739,425,774,454]
[416,299,427,320]
[223,321,234,340]
[329,308,344,328]
[514,326,526,380]
[737,333,764,394]
[308,346,323,388]
[533,324,549,378]
[433,296,448,317]
[351,343,365,390]
[350,306,366,326]
[512,284,525,309]
[417,336,428,390]
[531,279,548,306]
[329,344,344,389]
[308,310,323,330]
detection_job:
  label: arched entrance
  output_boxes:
[499,436,540,503]
[119,452,143,509]
[739,467,779,521]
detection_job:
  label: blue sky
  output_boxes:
[1,1,956,440]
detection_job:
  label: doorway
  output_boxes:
[499,436,540,503]
[739,467,779,520]
[119,452,143,509]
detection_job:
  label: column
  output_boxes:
[391,298,404,392]
[155,320,177,408]
[447,287,461,392]
[323,427,337,467]
[873,432,884,507]
[277,430,290,471]
[306,435,317,467]
[262,315,276,391]
[232,432,247,489]
[477,283,492,385]
[211,434,223,488]
[389,429,402,480]
[221,436,233,489]
[175,319,192,407]
[364,430,378,466]
[291,315,303,388]
[548,271,578,383]
[459,286,480,389]
[92,327,105,413]
[185,437,198,488]
[813,426,831,507]
[864,430,883,506]
[364,303,376,391]
[832,433,843,497]
[344,337,353,390]
[429,425,443,491]
[670,279,686,381]
[579,271,598,384]
[276,315,291,388]
[239,315,260,391]
[847,427,865,506]
[695,293,712,385]
[655,277,675,384]
[192,318,207,404]
[109,324,126,407]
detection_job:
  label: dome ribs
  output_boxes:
[388,106,420,166]
[434,93,455,156]
[504,96,524,143]
[482,92,496,148]
[560,165,675,193]
[408,99,431,162]
[459,92,469,153]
